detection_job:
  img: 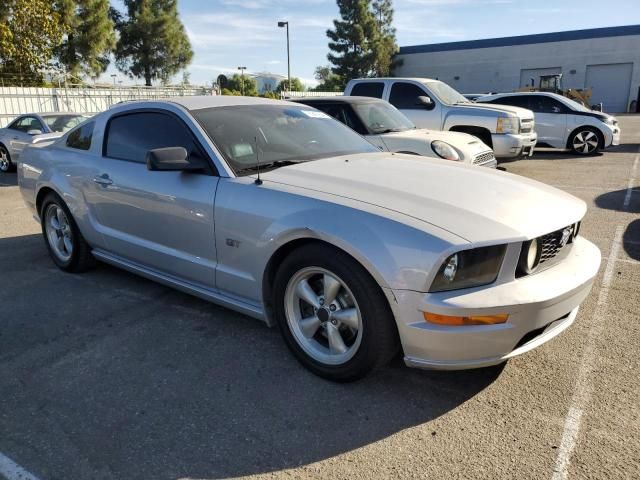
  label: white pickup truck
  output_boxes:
[345,78,538,159]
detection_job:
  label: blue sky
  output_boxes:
[105,0,640,87]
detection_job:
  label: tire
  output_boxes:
[273,243,399,382]
[40,193,95,272]
[569,127,601,155]
[0,144,13,172]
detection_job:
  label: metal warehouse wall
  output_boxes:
[394,34,640,112]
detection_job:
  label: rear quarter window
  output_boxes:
[66,122,94,150]
[350,82,385,98]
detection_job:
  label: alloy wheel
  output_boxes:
[0,148,9,172]
[44,204,74,262]
[284,267,363,366]
[572,130,599,154]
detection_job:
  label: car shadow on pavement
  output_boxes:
[0,171,18,186]
[595,187,640,213]
[0,233,504,480]
[623,219,640,261]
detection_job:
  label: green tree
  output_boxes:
[371,0,400,76]
[55,0,116,79]
[224,73,258,96]
[311,65,343,91]
[114,0,193,86]
[0,0,66,85]
[276,77,304,92]
[326,0,378,87]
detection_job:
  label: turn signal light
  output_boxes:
[423,312,509,326]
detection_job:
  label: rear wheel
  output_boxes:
[40,193,95,272]
[569,127,601,155]
[0,145,13,172]
[273,243,399,382]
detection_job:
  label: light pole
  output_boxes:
[277,21,290,92]
[237,66,247,95]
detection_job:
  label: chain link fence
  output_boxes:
[0,86,213,127]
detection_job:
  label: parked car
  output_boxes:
[19,96,601,381]
[293,96,497,168]
[476,92,621,155]
[344,78,538,160]
[463,93,494,102]
[0,112,88,171]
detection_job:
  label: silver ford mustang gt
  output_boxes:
[18,96,601,381]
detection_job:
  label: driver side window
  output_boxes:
[389,82,429,110]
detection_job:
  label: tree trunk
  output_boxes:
[144,65,152,86]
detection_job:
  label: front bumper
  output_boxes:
[491,132,537,159]
[389,236,600,370]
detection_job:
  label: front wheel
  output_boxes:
[273,243,399,382]
[0,145,13,172]
[569,128,601,155]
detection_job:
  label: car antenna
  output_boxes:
[378,135,392,154]
[254,135,262,185]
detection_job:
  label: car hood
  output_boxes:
[387,128,490,150]
[260,152,585,243]
[456,102,534,120]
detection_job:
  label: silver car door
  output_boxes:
[90,110,218,289]
[390,81,442,130]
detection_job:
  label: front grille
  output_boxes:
[473,151,496,166]
[516,224,577,277]
[539,228,570,264]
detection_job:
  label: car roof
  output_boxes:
[350,77,437,83]
[162,95,295,111]
[294,96,384,105]
[481,91,563,99]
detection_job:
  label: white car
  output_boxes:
[19,96,601,381]
[294,96,497,168]
[477,92,621,155]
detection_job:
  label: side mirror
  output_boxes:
[417,96,435,110]
[27,129,43,135]
[146,147,205,172]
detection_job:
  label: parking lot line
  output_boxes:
[551,224,624,480]
[622,146,639,209]
[0,452,41,480]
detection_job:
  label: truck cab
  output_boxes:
[345,78,538,159]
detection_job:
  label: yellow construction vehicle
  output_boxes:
[518,74,599,110]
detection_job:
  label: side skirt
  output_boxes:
[91,248,267,323]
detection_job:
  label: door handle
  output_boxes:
[93,174,113,186]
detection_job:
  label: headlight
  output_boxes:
[429,245,507,292]
[496,117,520,134]
[431,140,460,161]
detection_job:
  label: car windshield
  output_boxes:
[352,101,415,134]
[192,104,378,175]
[424,80,469,105]
[43,115,87,133]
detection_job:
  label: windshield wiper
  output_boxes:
[236,160,302,174]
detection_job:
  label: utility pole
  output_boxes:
[277,21,291,92]
[238,66,247,95]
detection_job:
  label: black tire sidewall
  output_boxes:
[273,244,398,381]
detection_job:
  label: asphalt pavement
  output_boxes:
[0,117,638,480]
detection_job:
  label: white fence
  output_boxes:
[0,86,212,127]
